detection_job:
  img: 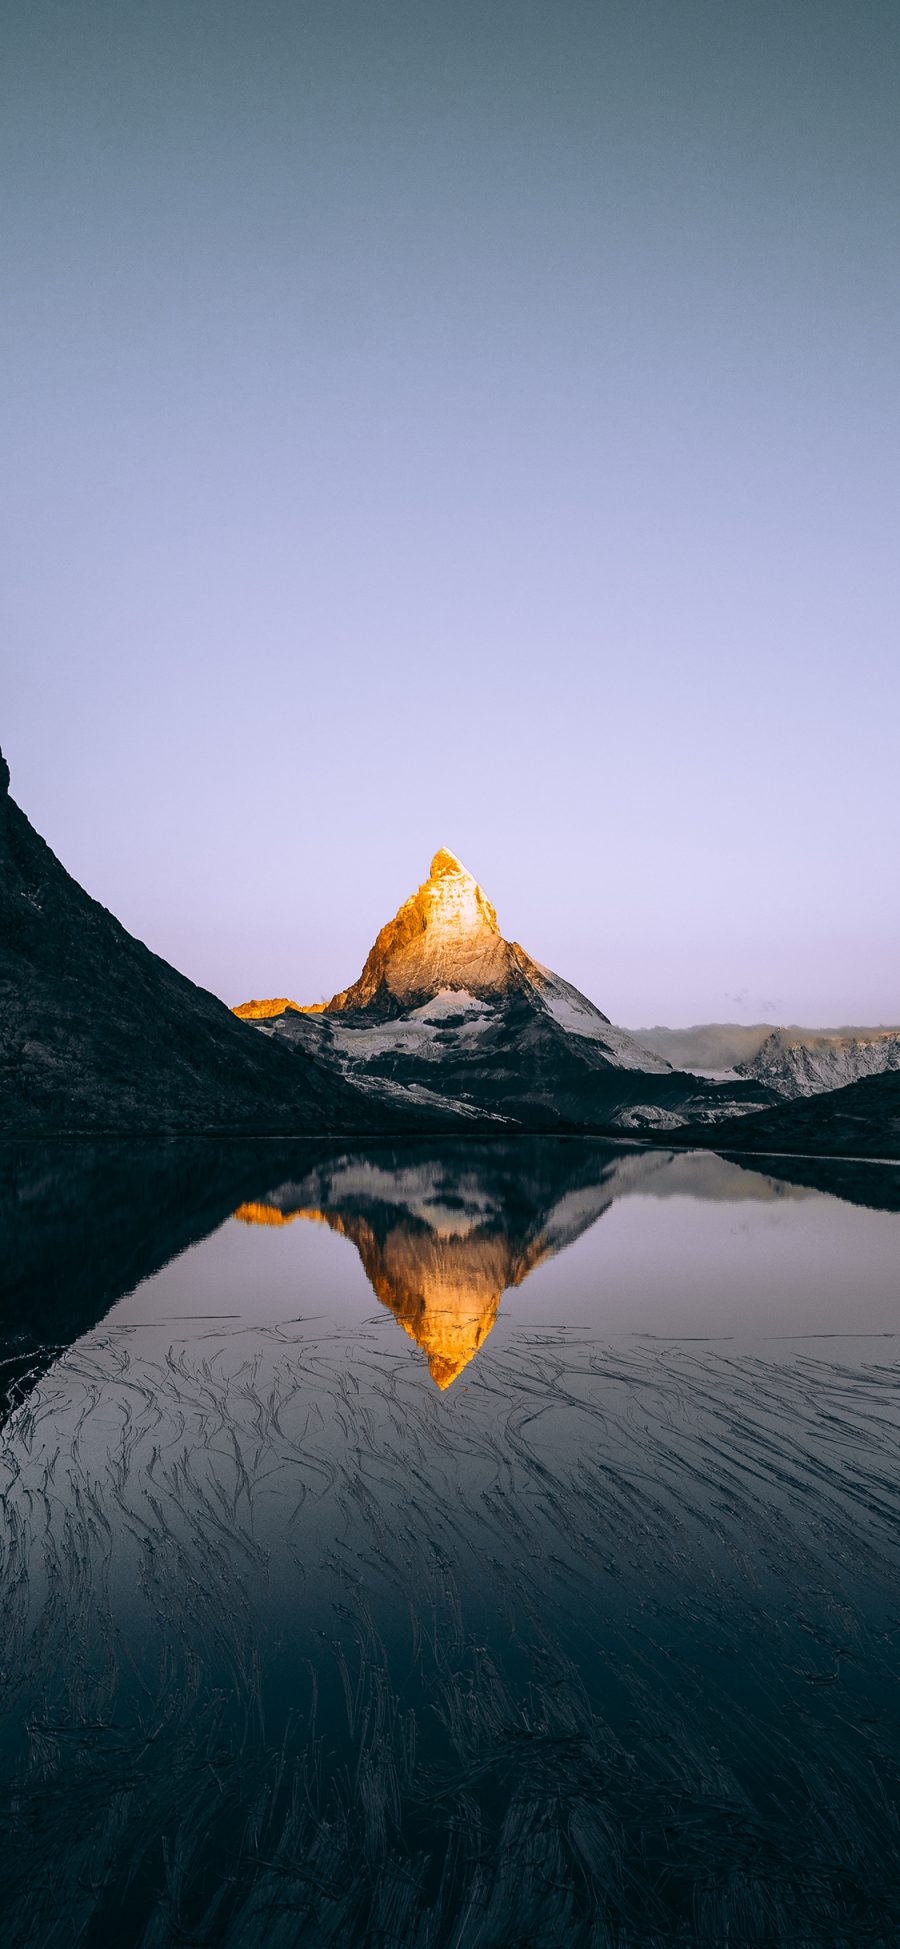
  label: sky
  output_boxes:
[2,0,898,1027]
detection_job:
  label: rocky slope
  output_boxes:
[238,849,777,1132]
[735,1026,900,1097]
[0,750,462,1134]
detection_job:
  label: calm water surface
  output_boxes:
[2,1137,900,1947]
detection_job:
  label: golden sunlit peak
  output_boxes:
[233,997,302,1020]
[233,842,511,1021]
[429,848,469,879]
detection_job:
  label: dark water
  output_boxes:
[2,1136,900,1947]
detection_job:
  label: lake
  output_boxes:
[2,1136,900,1946]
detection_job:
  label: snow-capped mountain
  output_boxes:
[636,1022,900,1098]
[236,849,776,1131]
[241,847,668,1064]
[735,1027,900,1098]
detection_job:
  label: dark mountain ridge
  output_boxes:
[673,1069,900,1162]
[0,750,465,1135]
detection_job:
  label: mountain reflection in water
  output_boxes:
[3,1137,900,1946]
[232,1144,814,1387]
[237,1190,508,1387]
[233,1144,626,1387]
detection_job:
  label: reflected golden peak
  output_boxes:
[354,1217,509,1388]
[231,1182,553,1387]
[235,1200,330,1228]
[230,1141,716,1391]
[235,1200,298,1225]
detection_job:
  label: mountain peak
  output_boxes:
[234,841,682,1090]
[299,848,509,1015]
[430,847,468,880]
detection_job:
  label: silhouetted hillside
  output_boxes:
[0,750,436,1134]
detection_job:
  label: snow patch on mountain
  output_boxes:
[348,1072,510,1122]
[610,1104,687,1131]
[408,989,492,1024]
[534,971,672,1071]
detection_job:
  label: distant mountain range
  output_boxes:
[636,1023,900,1096]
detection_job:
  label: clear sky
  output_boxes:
[3,1,898,1026]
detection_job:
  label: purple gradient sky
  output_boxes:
[3,1,898,1026]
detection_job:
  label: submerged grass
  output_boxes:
[2,1316,900,1945]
